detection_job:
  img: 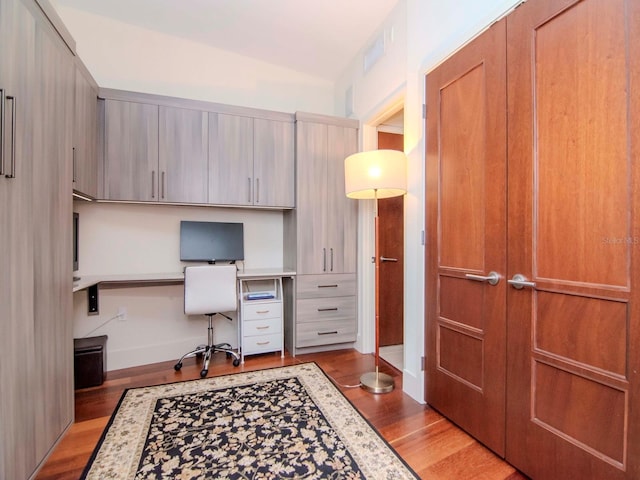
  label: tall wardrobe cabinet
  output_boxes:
[284,112,359,355]
[0,0,74,478]
[426,0,640,478]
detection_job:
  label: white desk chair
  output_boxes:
[174,264,241,377]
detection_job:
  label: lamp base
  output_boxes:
[360,371,395,394]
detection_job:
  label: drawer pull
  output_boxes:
[256,310,270,314]
[317,307,338,312]
[256,341,271,346]
[256,326,270,330]
[318,284,338,288]
[317,331,338,336]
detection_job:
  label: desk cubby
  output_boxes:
[238,276,284,363]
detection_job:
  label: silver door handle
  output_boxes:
[5,95,15,179]
[508,274,536,290]
[465,271,500,286]
[380,256,398,262]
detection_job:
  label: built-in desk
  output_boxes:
[72,268,296,363]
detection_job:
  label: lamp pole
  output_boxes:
[360,188,394,393]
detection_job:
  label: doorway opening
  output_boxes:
[376,109,404,372]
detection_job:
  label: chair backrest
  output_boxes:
[184,264,238,316]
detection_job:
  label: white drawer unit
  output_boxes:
[239,276,284,363]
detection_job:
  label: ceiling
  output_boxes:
[54,0,401,82]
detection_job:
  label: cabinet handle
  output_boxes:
[256,325,270,330]
[256,178,260,204]
[330,248,334,272]
[256,310,270,314]
[256,341,271,346]
[72,147,77,183]
[5,95,15,179]
[0,88,5,176]
[323,248,327,272]
[317,331,338,336]
[161,171,165,199]
[318,284,338,288]
[317,307,338,312]
[248,177,252,203]
[151,171,156,198]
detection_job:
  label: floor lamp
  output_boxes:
[344,149,407,394]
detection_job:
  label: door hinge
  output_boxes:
[422,103,427,119]
[421,230,425,246]
[421,356,426,371]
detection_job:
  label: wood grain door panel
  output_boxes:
[426,17,507,456]
[378,131,404,347]
[506,0,639,477]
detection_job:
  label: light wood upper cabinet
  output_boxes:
[73,64,98,198]
[103,99,159,201]
[295,118,358,275]
[254,118,294,208]
[209,114,294,208]
[209,113,254,205]
[102,92,294,208]
[159,106,208,203]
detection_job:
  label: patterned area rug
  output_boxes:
[81,362,418,479]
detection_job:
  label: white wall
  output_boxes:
[56,6,336,115]
[336,0,521,402]
[73,201,283,370]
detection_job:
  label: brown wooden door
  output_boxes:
[378,131,404,346]
[425,18,508,456]
[505,0,640,477]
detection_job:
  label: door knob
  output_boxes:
[464,271,500,286]
[380,256,398,262]
[508,274,536,290]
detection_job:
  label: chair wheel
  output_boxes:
[233,358,240,367]
[174,362,182,371]
[200,369,208,378]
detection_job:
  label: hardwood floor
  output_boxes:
[36,349,528,479]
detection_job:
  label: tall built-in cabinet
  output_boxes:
[100,90,295,208]
[284,113,359,355]
[0,0,74,478]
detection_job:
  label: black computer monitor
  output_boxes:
[179,221,244,263]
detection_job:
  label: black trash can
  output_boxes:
[74,335,107,389]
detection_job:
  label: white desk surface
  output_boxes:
[73,268,296,293]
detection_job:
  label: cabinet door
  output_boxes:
[326,125,358,274]
[104,100,158,201]
[32,19,74,468]
[253,118,294,208]
[209,113,253,205]
[0,0,37,477]
[73,66,98,198]
[296,121,328,274]
[159,106,208,203]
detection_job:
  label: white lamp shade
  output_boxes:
[344,149,407,199]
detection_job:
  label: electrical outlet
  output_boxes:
[117,306,127,321]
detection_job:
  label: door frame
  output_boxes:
[358,97,406,357]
